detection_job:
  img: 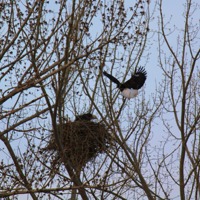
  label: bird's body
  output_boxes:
[103,67,147,99]
[75,113,97,121]
[121,88,138,99]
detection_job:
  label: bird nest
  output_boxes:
[44,120,111,173]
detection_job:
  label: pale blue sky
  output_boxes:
[0,0,199,199]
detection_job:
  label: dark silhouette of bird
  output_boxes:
[75,113,97,121]
[103,67,147,99]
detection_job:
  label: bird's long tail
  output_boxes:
[103,71,121,87]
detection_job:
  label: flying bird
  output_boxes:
[103,67,147,99]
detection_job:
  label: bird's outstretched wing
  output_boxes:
[103,71,121,87]
[123,67,147,89]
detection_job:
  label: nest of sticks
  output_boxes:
[44,120,111,173]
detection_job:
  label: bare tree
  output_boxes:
[0,0,152,199]
[0,0,199,199]
[155,0,200,199]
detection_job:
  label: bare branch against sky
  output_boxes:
[0,0,199,199]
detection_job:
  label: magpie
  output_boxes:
[75,113,97,121]
[103,67,147,99]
